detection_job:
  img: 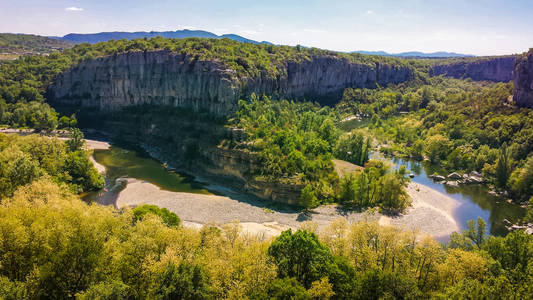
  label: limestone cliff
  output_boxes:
[49,50,414,114]
[429,56,516,82]
[50,51,240,115]
[513,50,533,108]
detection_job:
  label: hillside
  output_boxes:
[0,33,71,59]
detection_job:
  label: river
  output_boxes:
[86,144,525,237]
[375,153,526,235]
[82,146,211,203]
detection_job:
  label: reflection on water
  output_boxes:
[374,153,525,235]
[83,146,210,203]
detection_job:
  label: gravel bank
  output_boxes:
[83,139,110,174]
[116,179,460,240]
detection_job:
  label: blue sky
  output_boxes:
[1,0,532,55]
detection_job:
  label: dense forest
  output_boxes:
[230,96,409,211]
[0,37,414,210]
[0,36,530,203]
[0,180,532,299]
[0,37,407,128]
[337,77,533,203]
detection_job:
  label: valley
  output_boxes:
[0,30,532,298]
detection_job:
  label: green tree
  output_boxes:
[300,184,319,209]
[509,156,533,200]
[254,277,310,300]
[66,128,84,152]
[132,204,181,227]
[308,277,335,300]
[77,281,131,300]
[268,229,335,288]
[423,134,452,164]
[379,174,410,214]
[449,217,487,250]
[0,149,41,198]
[63,150,104,192]
[495,143,512,189]
[58,116,71,129]
[154,262,212,300]
[335,133,370,166]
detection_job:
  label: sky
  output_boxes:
[1,0,532,56]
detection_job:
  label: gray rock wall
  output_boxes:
[513,50,533,108]
[49,50,414,115]
[50,51,240,115]
[430,56,516,82]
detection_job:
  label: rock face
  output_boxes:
[50,51,240,116]
[513,50,533,108]
[430,56,516,82]
[49,50,414,115]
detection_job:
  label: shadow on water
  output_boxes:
[374,153,526,236]
[82,144,210,205]
[83,144,304,215]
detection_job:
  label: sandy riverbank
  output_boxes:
[115,178,460,240]
[83,139,110,174]
[379,182,460,240]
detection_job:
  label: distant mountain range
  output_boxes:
[50,29,272,45]
[353,50,475,58]
[6,29,474,58]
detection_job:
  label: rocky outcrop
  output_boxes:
[50,51,240,116]
[430,56,516,82]
[513,50,533,108]
[49,50,414,115]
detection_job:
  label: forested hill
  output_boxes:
[0,33,72,55]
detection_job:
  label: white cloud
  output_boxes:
[366,10,374,15]
[65,7,83,12]
[303,28,327,33]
